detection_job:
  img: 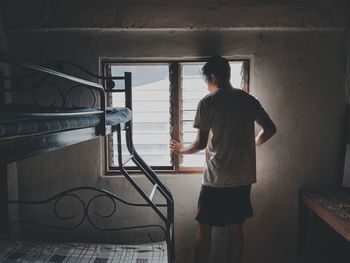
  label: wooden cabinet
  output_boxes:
[299,191,350,263]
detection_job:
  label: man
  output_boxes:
[170,56,276,263]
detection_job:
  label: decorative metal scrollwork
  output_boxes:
[4,76,98,109]
[32,82,65,108]
[65,84,97,108]
[8,187,167,239]
[1,59,117,109]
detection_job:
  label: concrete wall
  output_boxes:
[3,0,350,29]
[0,0,20,235]
[343,35,350,188]
[5,28,347,263]
[2,1,349,263]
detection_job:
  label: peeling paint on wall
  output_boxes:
[3,0,350,30]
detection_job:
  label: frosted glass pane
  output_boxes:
[112,143,169,155]
[182,122,197,133]
[112,93,125,107]
[133,90,169,100]
[230,62,244,89]
[133,112,169,121]
[132,144,170,154]
[111,65,171,167]
[183,90,209,97]
[113,154,171,167]
[133,102,169,112]
[182,110,196,121]
[182,153,206,167]
[132,133,170,144]
[183,132,197,142]
[133,122,169,133]
[183,101,199,111]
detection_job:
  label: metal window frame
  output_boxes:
[102,59,250,174]
[103,60,175,174]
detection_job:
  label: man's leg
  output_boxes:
[227,224,244,263]
[194,222,212,263]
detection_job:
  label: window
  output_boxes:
[104,60,249,173]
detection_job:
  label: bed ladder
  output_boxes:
[105,72,175,263]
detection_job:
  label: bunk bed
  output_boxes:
[0,51,175,263]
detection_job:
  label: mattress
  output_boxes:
[0,237,167,263]
[0,105,132,138]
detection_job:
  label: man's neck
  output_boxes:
[218,82,233,90]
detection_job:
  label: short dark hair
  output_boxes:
[202,56,231,82]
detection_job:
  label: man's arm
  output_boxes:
[255,117,276,146]
[170,128,210,154]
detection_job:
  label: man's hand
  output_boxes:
[170,140,184,154]
[170,129,209,155]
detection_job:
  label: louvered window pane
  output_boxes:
[111,65,171,167]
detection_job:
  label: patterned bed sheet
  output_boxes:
[0,237,167,263]
[0,106,132,138]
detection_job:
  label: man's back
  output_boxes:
[194,87,269,187]
[169,55,276,263]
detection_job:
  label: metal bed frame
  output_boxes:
[0,51,175,262]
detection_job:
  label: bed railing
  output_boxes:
[0,51,175,262]
[8,187,168,240]
[0,50,107,135]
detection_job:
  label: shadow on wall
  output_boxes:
[196,31,223,57]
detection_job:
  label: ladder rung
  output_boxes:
[149,184,158,201]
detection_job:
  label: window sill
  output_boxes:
[104,167,204,176]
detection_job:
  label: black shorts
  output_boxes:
[195,184,253,227]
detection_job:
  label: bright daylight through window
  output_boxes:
[107,60,249,172]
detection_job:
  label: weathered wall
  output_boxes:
[0,0,20,235]
[2,0,349,262]
[343,33,350,188]
[3,0,350,29]
[5,28,347,263]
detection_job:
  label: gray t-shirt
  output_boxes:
[193,88,271,188]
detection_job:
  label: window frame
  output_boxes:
[101,58,250,174]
